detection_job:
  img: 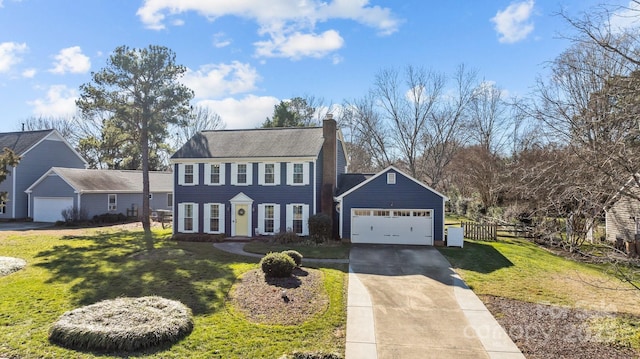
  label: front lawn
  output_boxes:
[0,227,347,358]
[244,240,350,260]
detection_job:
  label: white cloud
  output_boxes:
[50,46,91,74]
[22,68,36,78]
[0,42,27,73]
[609,1,640,32]
[182,61,260,98]
[136,0,400,59]
[255,30,344,59]
[212,32,231,48]
[491,0,535,44]
[28,85,78,117]
[196,95,280,129]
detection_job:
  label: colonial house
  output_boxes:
[605,180,640,243]
[170,115,447,245]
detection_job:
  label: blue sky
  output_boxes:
[0,0,633,132]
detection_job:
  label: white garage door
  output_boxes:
[34,197,73,222]
[351,209,433,245]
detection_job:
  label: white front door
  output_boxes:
[33,197,74,222]
[351,209,433,245]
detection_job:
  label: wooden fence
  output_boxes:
[462,221,497,241]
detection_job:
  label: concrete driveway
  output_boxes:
[346,245,523,359]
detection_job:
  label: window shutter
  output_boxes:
[302,204,310,235]
[302,162,309,185]
[257,204,265,234]
[219,163,226,185]
[192,203,199,232]
[246,163,253,185]
[219,204,225,233]
[178,203,185,232]
[192,164,199,185]
[286,163,293,185]
[230,163,238,185]
[203,203,211,233]
[274,163,281,185]
[178,164,185,186]
[286,204,293,231]
[273,204,281,233]
[258,163,265,186]
[204,164,211,185]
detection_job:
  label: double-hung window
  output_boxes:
[204,203,225,234]
[178,203,198,233]
[258,163,280,185]
[167,193,173,208]
[108,194,117,211]
[237,164,247,184]
[264,205,275,233]
[184,165,194,184]
[292,205,304,234]
[210,164,220,184]
[287,162,308,185]
[293,164,304,184]
[258,203,280,234]
[265,164,275,184]
[286,204,309,235]
[179,163,199,186]
[204,163,225,185]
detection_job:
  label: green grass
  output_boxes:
[438,238,640,314]
[244,241,350,259]
[0,227,347,358]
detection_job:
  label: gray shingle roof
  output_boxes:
[51,167,173,193]
[171,127,325,159]
[336,173,374,196]
[0,129,54,155]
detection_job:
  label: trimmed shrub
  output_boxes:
[308,213,332,243]
[272,229,301,244]
[260,252,296,278]
[0,256,27,277]
[49,296,193,352]
[282,250,303,266]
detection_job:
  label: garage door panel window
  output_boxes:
[108,194,117,211]
[374,210,390,217]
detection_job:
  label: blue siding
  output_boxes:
[337,139,347,177]
[4,137,85,219]
[175,162,315,236]
[29,174,78,216]
[340,168,445,241]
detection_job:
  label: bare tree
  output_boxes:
[173,105,225,148]
[20,116,78,143]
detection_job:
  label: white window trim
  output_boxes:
[286,203,309,236]
[286,162,309,186]
[204,163,226,186]
[258,162,281,186]
[167,193,173,208]
[257,203,280,235]
[178,202,198,233]
[108,194,117,211]
[387,172,396,185]
[231,163,253,186]
[204,203,225,234]
[178,163,199,186]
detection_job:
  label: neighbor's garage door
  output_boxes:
[33,197,73,222]
[351,209,433,245]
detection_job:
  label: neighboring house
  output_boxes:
[0,129,87,220]
[170,115,447,245]
[335,166,447,245]
[25,167,173,222]
[605,181,640,243]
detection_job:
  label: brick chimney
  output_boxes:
[321,114,337,225]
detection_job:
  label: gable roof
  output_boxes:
[26,167,173,194]
[0,129,55,155]
[0,129,88,165]
[170,127,325,160]
[335,165,448,201]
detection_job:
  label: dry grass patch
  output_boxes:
[0,256,26,276]
[49,296,193,352]
[230,268,329,325]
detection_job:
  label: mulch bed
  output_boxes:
[481,295,639,359]
[229,267,328,325]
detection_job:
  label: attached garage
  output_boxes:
[351,209,433,245]
[33,197,73,222]
[336,166,447,246]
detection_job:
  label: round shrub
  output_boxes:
[282,250,303,267]
[0,256,26,277]
[260,252,296,278]
[49,296,193,352]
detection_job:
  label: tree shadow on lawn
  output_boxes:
[439,240,514,274]
[34,230,247,315]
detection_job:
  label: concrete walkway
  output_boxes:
[212,242,349,264]
[346,245,524,359]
